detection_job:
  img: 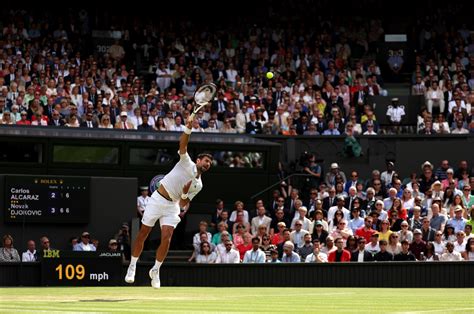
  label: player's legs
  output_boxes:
[156,225,174,261]
[132,224,153,258]
[125,224,153,283]
[125,199,161,284]
[149,216,179,289]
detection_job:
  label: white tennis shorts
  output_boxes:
[141,192,181,228]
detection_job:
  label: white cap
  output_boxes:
[120,111,128,117]
[331,163,339,169]
[422,161,433,170]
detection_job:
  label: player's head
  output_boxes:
[196,153,213,173]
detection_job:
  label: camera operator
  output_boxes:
[116,223,131,261]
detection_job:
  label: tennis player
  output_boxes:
[125,116,213,288]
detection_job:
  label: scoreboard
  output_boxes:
[4,175,90,223]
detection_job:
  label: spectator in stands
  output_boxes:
[349,206,364,232]
[296,233,313,261]
[0,235,20,262]
[236,233,252,261]
[366,233,380,256]
[461,185,473,209]
[330,219,353,244]
[355,216,377,243]
[230,201,249,224]
[215,231,232,257]
[378,220,393,242]
[216,240,239,264]
[305,239,328,263]
[243,237,265,263]
[409,229,427,260]
[328,237,351,262]
[394,240,416,261]
[426,81,445,114]
[291,206,311,231]
[73,232,96,251]
[39,236,52,254]
[107,239,120,253]
[421,217,436,242]
[351,237,373,262]
[386,233,401,255]
[448,206,467,233]
[115,111,134,129]
[374,240,393,261]
[21,240,38,262]
[259,235,276,262]
[281,241,300,263]
[373,200,388,221]
[195,241,217,264]
[212,222,231,246]
[433,115,450,134]
[193,221,212,249]
[251,206,272,235]
[462,238,474,261]
[412,76,427,96]
[419,161,436,193]
[443,224,457,243]
[439,242,463,261]
[453,231,467,255]
[398,221,413,243]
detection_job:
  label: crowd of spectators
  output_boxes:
[0,9,395,137]
[1,10,473,136]
[0,223,131,263]
[185,158,474,263]
[411,15,474,134]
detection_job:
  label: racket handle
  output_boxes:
[189,113,196,121]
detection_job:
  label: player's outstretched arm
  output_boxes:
[179,116,193,155]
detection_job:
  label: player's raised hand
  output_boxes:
[182,180,192,194]
[186,116,193,129]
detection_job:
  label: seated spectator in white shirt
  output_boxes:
[290,221,310,248]
[305,239,328,263]
[439,242,463,261]
[453,231,467,254]
[21,240,38,262]
[290,206,311,231]
[195,241,217,264]
[451,119,469,134]
[73,232,96,251]
[216,240,240,263]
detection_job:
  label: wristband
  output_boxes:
[181,193,188,200]
[184,126,192,135]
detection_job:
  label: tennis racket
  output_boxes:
[190,83,217,120]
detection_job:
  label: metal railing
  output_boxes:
[249,173,312,200]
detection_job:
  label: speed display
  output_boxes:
[4,175,90,223]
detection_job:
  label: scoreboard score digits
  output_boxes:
[4,175,90,223]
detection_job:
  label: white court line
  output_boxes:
[391,308,474,314]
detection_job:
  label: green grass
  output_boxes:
[0,287,473,313]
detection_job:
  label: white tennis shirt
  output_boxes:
[156,151,203,202]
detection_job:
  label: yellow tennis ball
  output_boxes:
[266,72,274,79]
